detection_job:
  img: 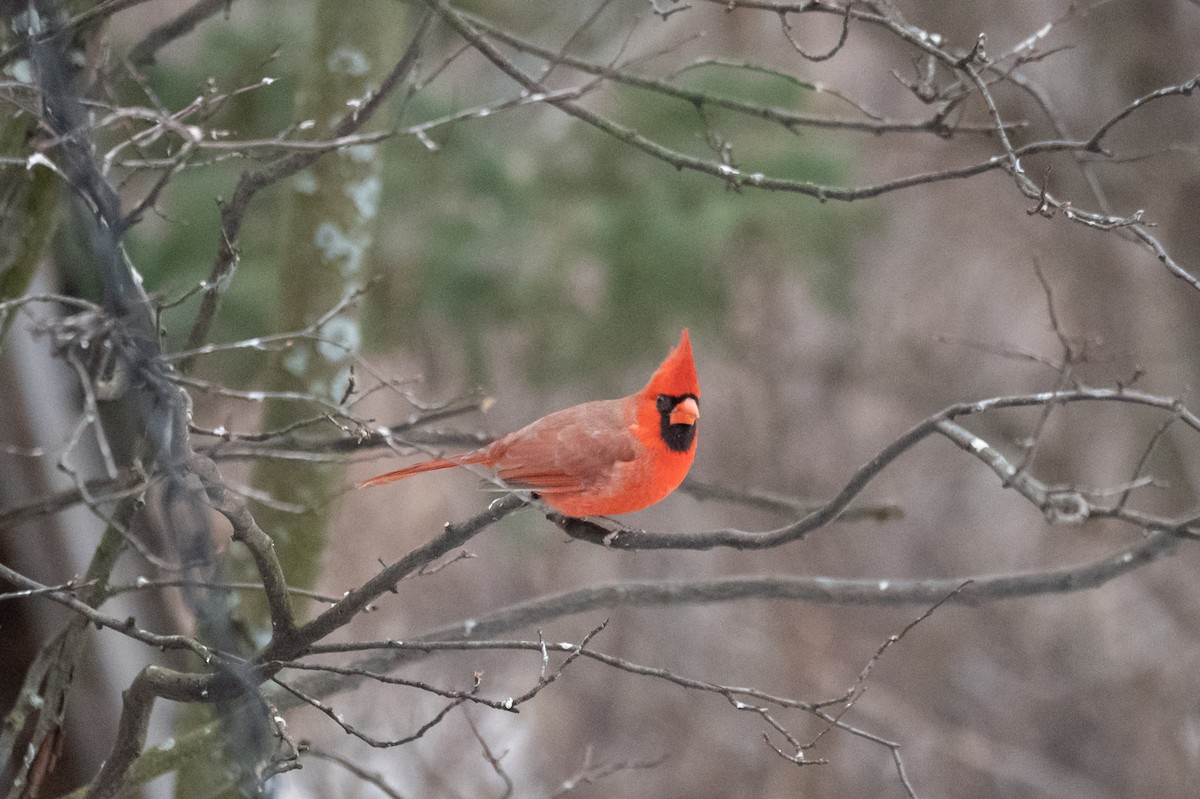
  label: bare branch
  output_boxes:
[551,747,667,797]
[458,7,978,136]
[0,562,215,659]
[190,455,297,637]
[84,666,161,799]
[680,476,903,521]
[464,712,514,799]
[776,1,854,62]
[1084,73,1200,153]
[277,662,501,710]
[257,493,527,663]
[272,675,472,749]
[128,0,237,67]
[303,746,408,799]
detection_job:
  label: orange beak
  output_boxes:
[669,396,699,426]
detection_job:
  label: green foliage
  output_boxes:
[369,72,857,388]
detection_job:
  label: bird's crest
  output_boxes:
[642,329,699,398]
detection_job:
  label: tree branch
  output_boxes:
[556,387,1200,551]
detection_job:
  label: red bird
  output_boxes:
[359,329,700,517]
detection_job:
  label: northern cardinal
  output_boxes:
[359,329,700,516]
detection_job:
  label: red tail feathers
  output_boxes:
[355,454,486,489]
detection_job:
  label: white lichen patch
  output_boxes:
[317,316,360,362]
[327,46,369,77]
[344,143,377,164]
[9,58,33,83]
[282,344,310,377]
[345,174,380,221]
[313,221,368,276]
[293,170,319,195]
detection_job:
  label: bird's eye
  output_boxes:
[656,394,672,414]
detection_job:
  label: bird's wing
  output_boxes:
[491,399,638,494]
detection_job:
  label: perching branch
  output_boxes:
[558,387,1200,551]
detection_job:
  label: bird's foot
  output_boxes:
[547,512,633,546]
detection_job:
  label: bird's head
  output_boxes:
[640,329,700,454]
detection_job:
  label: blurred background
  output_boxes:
[4,1,1200,797]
